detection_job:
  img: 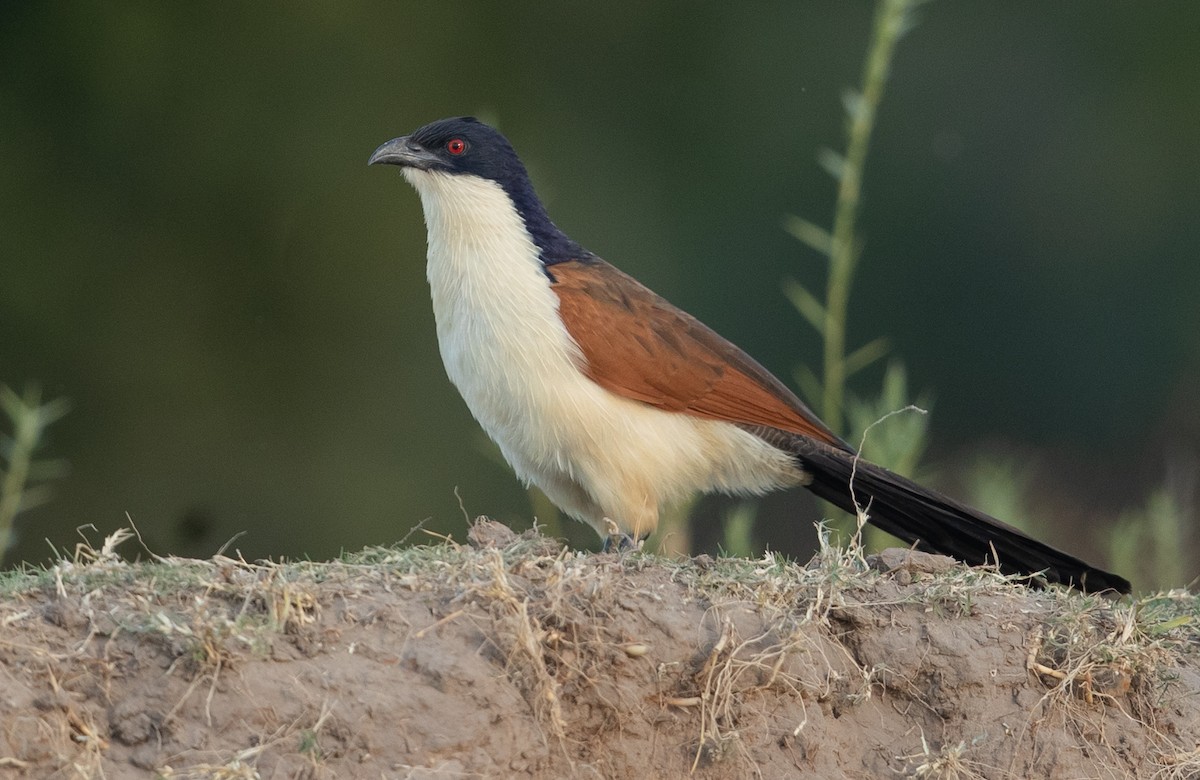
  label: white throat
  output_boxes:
[401,167,586,452]
[402,166,574,369]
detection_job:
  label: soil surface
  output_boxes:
[1,521,1198,779]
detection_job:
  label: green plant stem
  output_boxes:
[0,386,70,558]
[0,388,42,552]
[823,0,916,430]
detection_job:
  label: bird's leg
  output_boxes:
[600,534,644,552]
[600,517,649,552]
[600,517,627,552]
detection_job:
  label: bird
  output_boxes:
[368,116,1130,594]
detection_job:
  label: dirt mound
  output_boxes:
[1,522,1198,779]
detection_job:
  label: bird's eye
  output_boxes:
[446,138,466,155]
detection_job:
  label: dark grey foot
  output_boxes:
[601,532,648,553]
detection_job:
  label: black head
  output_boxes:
[368,117,525,182]
[369,117,590,266]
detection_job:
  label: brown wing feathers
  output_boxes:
[550,258,845,447]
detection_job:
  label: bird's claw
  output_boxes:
[600,517,649,553]
[602,533,641,553]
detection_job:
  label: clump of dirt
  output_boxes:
[1,522,1198,779]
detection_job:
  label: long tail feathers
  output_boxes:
[784,437,1131,594]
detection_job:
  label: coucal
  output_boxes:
[369,116,1130,594]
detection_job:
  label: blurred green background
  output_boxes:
[2,3,1197,586]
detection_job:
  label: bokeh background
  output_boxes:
[3,3,1198,589]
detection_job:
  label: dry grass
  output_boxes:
[898,731,992,780]
[1,521,1198,778]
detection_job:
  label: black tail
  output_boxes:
[783,436,1130,594]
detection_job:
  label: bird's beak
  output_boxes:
[368,136,441,170]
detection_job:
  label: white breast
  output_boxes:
[402,168,803,539]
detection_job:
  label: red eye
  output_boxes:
[446,138,466,155]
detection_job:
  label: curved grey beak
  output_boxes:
[368,136,442,169]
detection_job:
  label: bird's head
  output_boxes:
[368,116,527,186]
[370,117,588,265]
